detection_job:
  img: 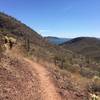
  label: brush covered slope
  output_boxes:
[0,12,71,61]
[0,12,100,99]
[0,12,85,65]
[0,12,51,60]
[61,37,100,62]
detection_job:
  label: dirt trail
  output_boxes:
[24,58,61,100]
[4,47,61,100]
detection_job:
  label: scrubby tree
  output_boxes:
[53,56,59,66]
[0,35,3,61]
[60,58,65,69]
[24,36,30,52]
[53,55,65,69]
[26,38,30,52]
[87,76,100,93]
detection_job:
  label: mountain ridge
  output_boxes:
[44,36,71,45]
[61,37,100,62]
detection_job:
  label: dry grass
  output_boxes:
[0,54,41,100]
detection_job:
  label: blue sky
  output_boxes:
[0,0,100,38]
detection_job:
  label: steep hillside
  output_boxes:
[0,12,56,60]
[0,12,79,63]
[0,53,42,100]
[61,37,100,62]
[0,12,41,41]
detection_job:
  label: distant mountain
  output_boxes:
[45,36,71,45]
[61,37,100,61]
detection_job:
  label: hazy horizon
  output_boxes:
[43,35,100,39]
[0,0,100,38]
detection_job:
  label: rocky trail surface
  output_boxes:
[24,58,61,100]
[0,48,61,100]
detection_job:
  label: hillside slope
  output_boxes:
[0,53,41,100]
[0,12,41,42]
[61,37,100,62]
[0,48,90,100]
[0,12,71,61]
[0,13,100,99]
[0,12,53,60]
[0,12,85,67]
[0,12,100,79]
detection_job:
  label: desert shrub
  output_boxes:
[88,76,100,93]
[0,45,3,53]
[0,46,3,61]
[0,35,4,61]
[53,55,66,69]
[63,62,75,72]
[80,68,99,78]
[0,35,3,52]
